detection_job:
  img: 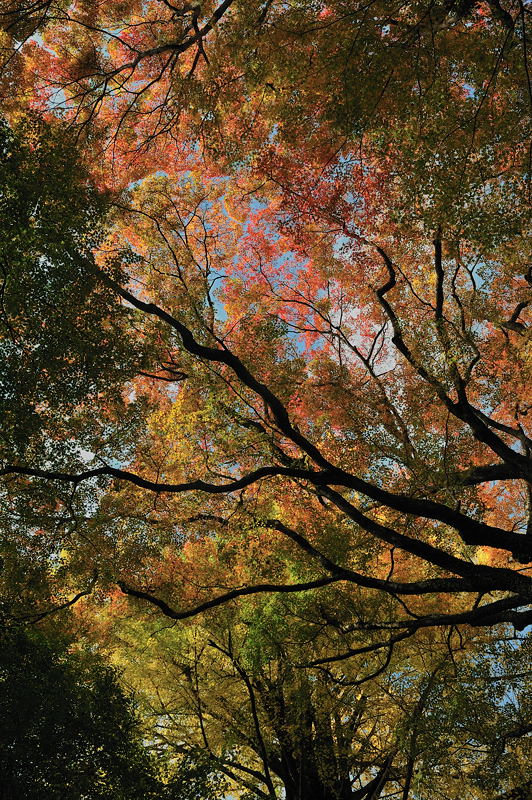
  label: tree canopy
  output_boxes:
[0,626,160,799]
[0,0,531,797]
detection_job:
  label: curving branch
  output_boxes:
[262,518,528,597]
[374,246,531,476]
[89,258,532,561]
[117,576,342,620]
[302,630,414,667]
[12,572,97,625]
[4,453,532,563]
[3,251,532,629]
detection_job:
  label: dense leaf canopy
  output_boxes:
[0,627,159,799]
[0,0,531,797]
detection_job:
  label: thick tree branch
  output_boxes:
[117,576,342,620]
[339,595,532,633]
[263,518,511,596]
[4,456,532,561]
[461,462,523,485]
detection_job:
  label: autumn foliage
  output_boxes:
[0,1,531,797]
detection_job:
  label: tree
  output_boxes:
[95,554,531,800]
[0,1,530,630]
[3,159,529,630]
[4,0,530,184]
[0,114,158,624]
[0,114,146,459]
[0,2,530,795]
[0,626,161,799]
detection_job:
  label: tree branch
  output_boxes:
[117,576,342,620]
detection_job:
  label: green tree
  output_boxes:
[0,627,161,800]
[0,114,148,460]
